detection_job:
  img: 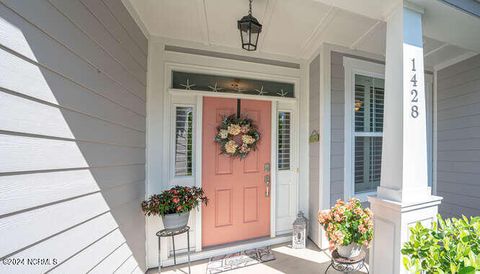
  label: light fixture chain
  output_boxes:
[249,0,252,15]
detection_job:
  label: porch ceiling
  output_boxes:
[124,0,478,68]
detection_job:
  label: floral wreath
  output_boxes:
[214,114,260,159]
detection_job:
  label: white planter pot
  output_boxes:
[337,243,362,258]
[162,211,190,230]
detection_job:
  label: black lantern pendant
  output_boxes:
[237,0,262,51]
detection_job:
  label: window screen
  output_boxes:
[353,75,384,193]
[174,107,193,176]
[278,111,291,170]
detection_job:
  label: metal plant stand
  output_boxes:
[325,250,369,274]
[156,226,191,274]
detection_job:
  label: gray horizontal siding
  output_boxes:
[330,51,345,206]
[0,0,147,273]
[437,53,480,218]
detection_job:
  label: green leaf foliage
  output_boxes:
[402,215,480,273]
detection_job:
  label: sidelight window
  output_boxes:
[174,106,194,176]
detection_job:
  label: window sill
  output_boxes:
[353,191,377,203]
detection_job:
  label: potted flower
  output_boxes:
[141,186,208,230]
[317,198,373,258]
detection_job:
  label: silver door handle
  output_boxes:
[265,175,270,197]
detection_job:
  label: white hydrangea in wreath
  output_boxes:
[214,114,260,159]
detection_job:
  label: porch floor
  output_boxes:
[148,240,369,274]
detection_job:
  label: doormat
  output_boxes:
[206,246,275,274]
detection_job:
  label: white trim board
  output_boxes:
[431,71,438,196]
[271,101,278,238]
[168,88,297,103]
[319,46,331,214]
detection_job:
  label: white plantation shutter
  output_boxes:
[278,112,291,170]
[174,106,193,176]
[353,75,384,193]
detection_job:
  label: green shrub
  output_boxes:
[401,215,480,274]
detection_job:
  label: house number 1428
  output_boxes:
[410,58,419,118]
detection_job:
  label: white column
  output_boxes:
[368,2,442,274]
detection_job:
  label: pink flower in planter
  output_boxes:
[335,199,345,207]
[317,198,374,249]
[317,210,330,224]
[141,186,208,217]
[358,224,367,234]
[329,240,336,252]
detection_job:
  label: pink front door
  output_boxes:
[202,97,271,247]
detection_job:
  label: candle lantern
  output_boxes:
[292,211,308,249]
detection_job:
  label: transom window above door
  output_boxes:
[171,71,295,98]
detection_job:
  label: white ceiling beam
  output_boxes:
[197,0,211,45]
[349,21,382,50]
[433,51,477,71]
[301,6,338,59]
[257,0,276,53]
[424,42,448,58]
[121,0,151,39]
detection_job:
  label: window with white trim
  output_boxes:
[278,111,291,170]
[353,75,384,193]
[174,106,193,176]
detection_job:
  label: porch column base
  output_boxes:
[377,186,432,204]
[368,195,442,274]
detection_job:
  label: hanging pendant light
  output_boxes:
[237,0,262,51]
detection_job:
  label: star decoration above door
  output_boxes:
[172,71,294,99]
[180,79,196,90]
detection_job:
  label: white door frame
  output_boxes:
[163,62,300,252]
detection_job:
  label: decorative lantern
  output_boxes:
[237,0,262,51]
[292,211,308,249]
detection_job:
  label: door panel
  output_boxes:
[202,97,271,247]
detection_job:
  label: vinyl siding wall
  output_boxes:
[330,52,346,206]
[436,54,480,218]
[0,0,147,273]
